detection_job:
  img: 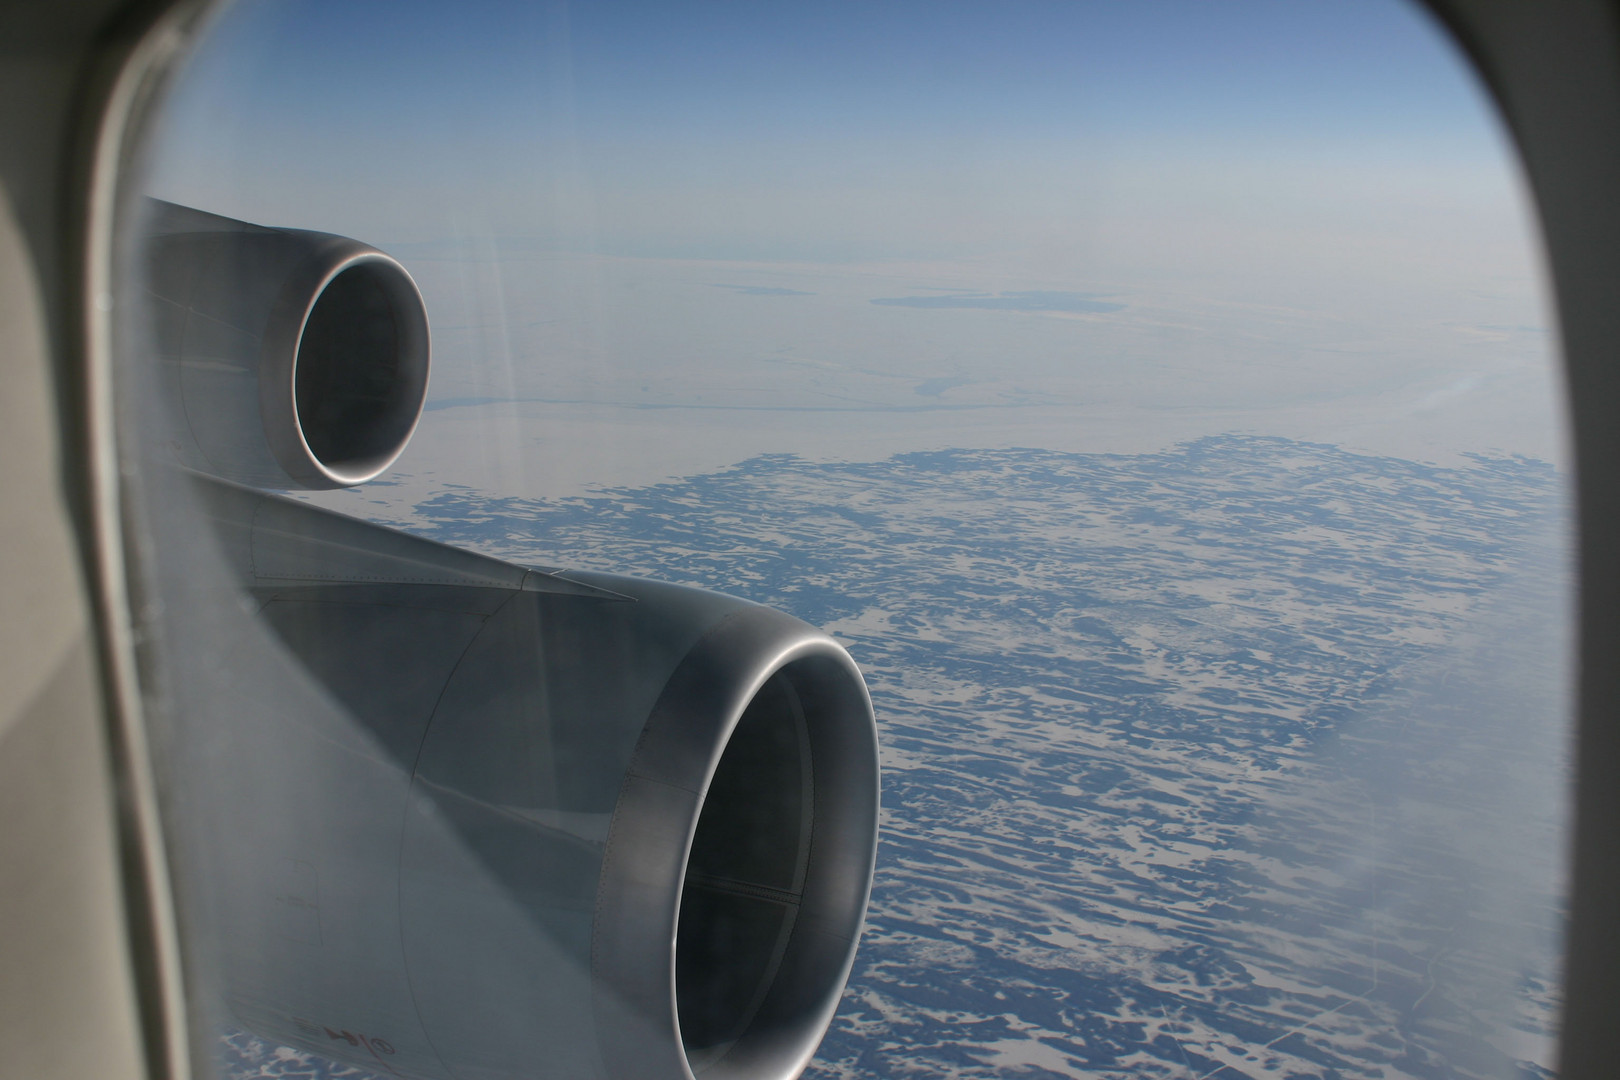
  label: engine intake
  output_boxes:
[144,200,429,488]
[584,596,878,1080]
[187,480,880,1080]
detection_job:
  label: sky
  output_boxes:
[139,0,1565,500]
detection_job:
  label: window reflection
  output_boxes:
[122,1,1569,1078]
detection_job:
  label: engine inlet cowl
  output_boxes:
[144,200,430,488]
[591,597,879,1080]
[186,477,880,1080]
[397,574,880,1080]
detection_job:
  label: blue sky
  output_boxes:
[149,0,1512,253]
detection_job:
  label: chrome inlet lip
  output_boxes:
[591,605,880,1080]
[259,245,431,489]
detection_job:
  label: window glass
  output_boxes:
[119,2,1570,1078]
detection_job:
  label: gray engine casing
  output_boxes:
[144,201,430,488]
[138,204,879,1080]
[186,479,879,1080]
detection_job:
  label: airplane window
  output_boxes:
[114,1,1570,1078]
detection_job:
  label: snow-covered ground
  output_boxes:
[224,435,1570,1080]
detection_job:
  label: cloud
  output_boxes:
[870,290,1124,313]
[710,283,815,296]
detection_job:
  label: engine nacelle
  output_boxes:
[142,204,877,1080]
[186,479,880,1080]
[144,201,430,488]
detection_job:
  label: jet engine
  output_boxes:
[144,200,431,487]
[138,207,879,1080]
